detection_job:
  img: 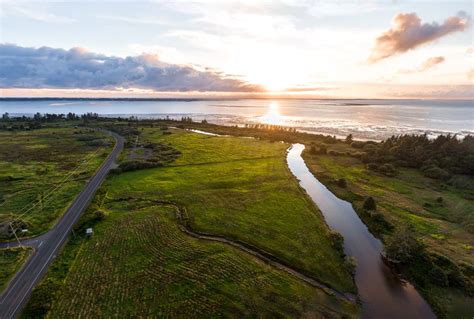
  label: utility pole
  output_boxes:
[9,222,22,248]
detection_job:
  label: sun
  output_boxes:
[259,102,284,125]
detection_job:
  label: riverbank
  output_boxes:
[301,145,473,318]
[152,119,472,318]
[288,144,435,318]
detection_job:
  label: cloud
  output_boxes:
[369,12,470,63]
[399,56,445,73]
[284,86,333,92]
[1,3,75,24]
[419,56,445,71]
[0,44,262,92]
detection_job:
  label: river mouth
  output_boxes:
[287,143,436,319]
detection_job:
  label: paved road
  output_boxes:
[0,131,124,319]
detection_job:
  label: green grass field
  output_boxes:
[108,128,355,293]
[0,247,31,292]
[23,127,358,317]
[38,201,356,318]
[0,127,113,239]
[302,149,473,318]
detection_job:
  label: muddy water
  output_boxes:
[287,143,436,319]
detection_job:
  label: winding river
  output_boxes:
[287,143,436,319]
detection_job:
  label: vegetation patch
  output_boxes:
[24,194,358,318]
[0,128,113,239]
[302,143,473,318]
[0,247,31,293]
[106,128,356,293]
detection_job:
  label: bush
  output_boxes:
[430,253,467,288]
[349,152,364,159]
[429,266,449,287]
[363,196,376,210]
[370,211,393,231]
[118,160,162,172]
[350,141,365,149]
[329,231,344,254]
[337,178,347,188]
[328,150,345,156]
[21,279,59,317]
[366,163,379,171]
[94,210,106,221]
[345,134,353,144]
[422,166,451,180]
[384,227,425,264]
[378,163,397,176]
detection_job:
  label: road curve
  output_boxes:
[0,131,124,319]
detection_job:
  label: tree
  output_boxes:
[337,178,347,188]
[34,112,42,121]
[345,134,353,144]
[2,112,9,121]
[363,196,376,210]
[384,227,425,264]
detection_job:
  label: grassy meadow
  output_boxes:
[112,128,356,292]
[0,127,113,239]
[0,247,31,292]
[31,201,356,318]
[23,127,358,318]
[302,146,473,318]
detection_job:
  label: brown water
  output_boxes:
[287,143,436,319]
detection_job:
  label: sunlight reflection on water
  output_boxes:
[2,98,473,140]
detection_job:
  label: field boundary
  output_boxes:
[150,199,357,304]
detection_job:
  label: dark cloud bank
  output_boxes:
[0,44,262,92]
[369,12,470,62]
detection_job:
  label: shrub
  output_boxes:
[350,141,365,149]
[366,163,379,171]
[94,210,106,221]
[337,178,347,188]
[422,166,451,180]
[378,163,397,176]
[384,227,425,264]
[118,160,162,172]
[363,196,376,210]
[429,266,449,287]
[329,231,344,253]
[370,211,393,231]
[345,134,353,144]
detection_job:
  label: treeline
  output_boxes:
[354,134,474,177]
[244,123,297,133]
[0,112,101,130]
[1,112,100,122]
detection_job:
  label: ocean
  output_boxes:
[1,98,473,140]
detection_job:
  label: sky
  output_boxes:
[0,0,473,98]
